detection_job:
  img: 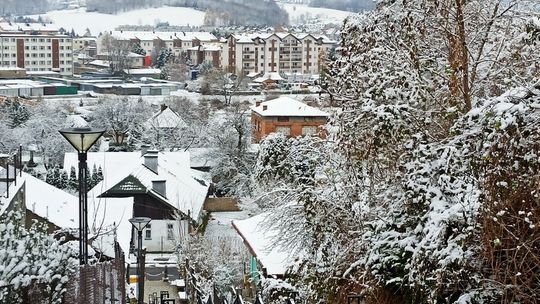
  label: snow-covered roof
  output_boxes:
[124,68,161,75]
[63,151,209,257]
[0,22,59,33]
[187,148,216,169]
[127,52,145,58]
[0,167,78,230]
[253,72,284,83]
[88,59,110,68]
[124,154,210,219]
[147,106,186,129]
[231,32,337,44]
[0,67,25,71]
[251,96,329,117]
[232,212,294,276]
[186,44,221,52]
[111,30,217,42]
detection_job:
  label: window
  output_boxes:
[302,126,318,135]
[275,126,291,136]
[167,223,174,240]
[277,116,289,122]
[145,224,152,240]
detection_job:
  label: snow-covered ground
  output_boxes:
[29,6,205,35]
[280,3,353,26]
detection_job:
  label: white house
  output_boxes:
[63,150,210,256]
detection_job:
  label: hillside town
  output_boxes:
[0,1,539,304]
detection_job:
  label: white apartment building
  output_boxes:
[0,23,74,76]
[225,32,336,76]
[109,30,219,58]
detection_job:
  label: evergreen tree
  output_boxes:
[68,166,78,190]
[156,48,173,68]
[131,42,146,56]
[45,168,54,186]
[59,170,68,189]
[2,98,30,128]
[97,166,103,183]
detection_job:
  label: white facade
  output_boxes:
[0,34,74,76]
[222,33,336,75]
[109,31,218,57]
[225,32,335,76]
[134,219,189,253]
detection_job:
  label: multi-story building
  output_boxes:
[109,30,219,59]
[0,22,74,76]
[225,32,336,76]
[73,37,97,57]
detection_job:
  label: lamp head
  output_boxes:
[59,127,105,153]
[129,217,151,231]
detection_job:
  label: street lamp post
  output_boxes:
[129,217,151,304]
[59,127,104,265]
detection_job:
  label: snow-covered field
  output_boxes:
[29,6,206,35]
[280,3,353,25]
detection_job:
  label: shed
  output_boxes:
[7,85,32,97]
[43,85,57,96]
[114,84,141,95]
[0,86,19,97]
[55,86,78,95]
[30,86,44,97]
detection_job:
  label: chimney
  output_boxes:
[140,144,150,156]
[144,150,159,173]
[160,104,168,111]
[263,105,268,111]
[256,101,261,107]
[152,180,166,198]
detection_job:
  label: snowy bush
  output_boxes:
[250,1,540,303]
[0,211,77,303]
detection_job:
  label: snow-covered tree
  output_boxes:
[91,97,152,148]
[251,1,540,302]
[207,101,255,196]
[68,166,77,191]
[0,98,30,128]
[0,211,77,303]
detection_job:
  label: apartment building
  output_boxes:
[109,30,219,58]
[225,32,336,76]
[0,23,74,76]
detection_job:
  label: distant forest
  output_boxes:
[1,0,49,15]
[309,0,375,12]
[86,0,289,26]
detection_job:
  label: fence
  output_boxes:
[2,242,126,304]
[63,242,126,304]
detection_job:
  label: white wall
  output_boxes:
[133,219,189,253]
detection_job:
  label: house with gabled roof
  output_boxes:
[251,96,329,142]
[63,149,210,257]
[147,105,187,130]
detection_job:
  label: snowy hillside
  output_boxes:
[29,6,205,35]
[280,3,353,25]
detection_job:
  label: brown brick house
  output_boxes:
[251,96,329,143]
